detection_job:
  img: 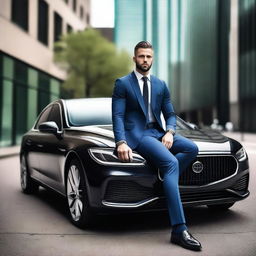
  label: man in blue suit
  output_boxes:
[112,41,202,251]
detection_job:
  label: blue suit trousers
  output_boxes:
[135,128,198,226]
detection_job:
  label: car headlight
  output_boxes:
[88,148,146,166]
[235,147,247,162]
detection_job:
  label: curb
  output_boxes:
[0,152,20,159]
[0,146,20,159]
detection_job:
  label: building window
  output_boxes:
[11,0,29,31]
[73,0,77,12]
[38,73,50,113]
[14,61,28,144]
[38,0,49,46]
[54,12,63,42]
[0,55,14,146]
[67,24,73,33]
[0,53,61,147]
[80,6,84,19]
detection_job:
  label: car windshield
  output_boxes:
[65,98,193,130]
[65,98,112,126]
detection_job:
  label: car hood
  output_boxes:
[68,125,231,153]
[177,129,231,153]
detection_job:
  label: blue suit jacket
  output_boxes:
[112,71,176,149]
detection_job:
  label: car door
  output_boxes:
[36,103,67,193]
[26,105,53,176]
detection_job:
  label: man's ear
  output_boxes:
[133,56,136,63]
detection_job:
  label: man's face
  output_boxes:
[133,48,153,73]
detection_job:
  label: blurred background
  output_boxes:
[0,0,255,149]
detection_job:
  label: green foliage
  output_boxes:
[54,29,132,98]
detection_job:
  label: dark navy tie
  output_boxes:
[142,76,149,115]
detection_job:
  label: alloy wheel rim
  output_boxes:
[67,164,83,221]
[20,156,27,189]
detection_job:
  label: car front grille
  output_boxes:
[104,156,240,204]
[179,156,238,186]
[104,180,153,203]
[230,174,249,191]
[181,191,232,202]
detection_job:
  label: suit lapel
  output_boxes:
[129,72,147,117]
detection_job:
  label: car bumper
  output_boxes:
[84,154,250,213]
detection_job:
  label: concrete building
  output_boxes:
[0,0,90,147]
[114,0,256,133]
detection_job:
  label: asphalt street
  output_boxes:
[0,140,256,256]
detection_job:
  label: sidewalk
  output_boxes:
[0,145,20,159]
[0,132,255,159]
[222,131,256,144]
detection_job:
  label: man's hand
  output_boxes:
[117,143,133,162]
[162,132,174,149]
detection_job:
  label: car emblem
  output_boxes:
[192,161,203,174]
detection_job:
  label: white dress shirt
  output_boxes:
[134,70,156,123]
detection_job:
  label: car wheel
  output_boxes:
[66,158,94,228]
[207,203,235,211]
[20,155,39,194]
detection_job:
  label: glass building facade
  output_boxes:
[239,0,256,132]
[0,52,61,147]
[114,0,231,127]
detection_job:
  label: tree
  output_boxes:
[54,29,132,98]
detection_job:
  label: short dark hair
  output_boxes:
[134,41,153,55]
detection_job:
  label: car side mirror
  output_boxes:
[39,121,62,136]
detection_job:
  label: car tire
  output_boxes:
[207,203,235,211]
[20,154,39,194]
[66,158,94,228]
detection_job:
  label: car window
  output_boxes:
[34,106,53,129]
[48,104,62,130]
[65,98,112,126]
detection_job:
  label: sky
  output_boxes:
[91,0,114,28]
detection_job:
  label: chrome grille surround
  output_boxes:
[179,155,238,187]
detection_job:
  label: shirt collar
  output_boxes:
[134,70,151,82]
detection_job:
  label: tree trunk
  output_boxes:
[85,80,91,98]
[86,84,90,98]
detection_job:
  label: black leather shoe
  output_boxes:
[171,230,202,251]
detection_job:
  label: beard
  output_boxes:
[135,62,152,73]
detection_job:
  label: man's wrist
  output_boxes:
[116,140,127,147]
[166,129,175,136]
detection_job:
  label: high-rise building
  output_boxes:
[238,0,256,132]
[0,0,90,147]
[115,0,256,132]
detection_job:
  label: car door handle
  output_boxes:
[37,144,44,148]
[58,147,66,152]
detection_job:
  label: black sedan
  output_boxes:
[20,98,250,228]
